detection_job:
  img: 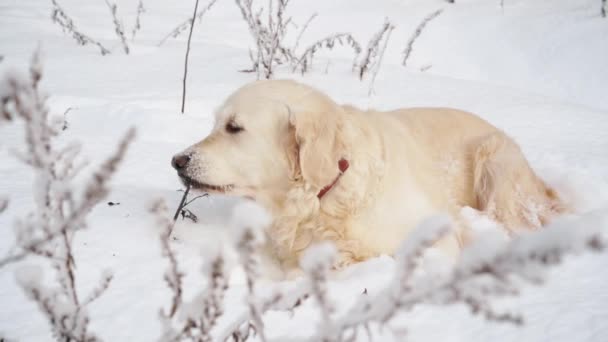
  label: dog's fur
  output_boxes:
[173,79,565,271]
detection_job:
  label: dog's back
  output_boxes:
[388,107,565,234]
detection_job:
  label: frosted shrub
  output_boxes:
[0,51,135,341]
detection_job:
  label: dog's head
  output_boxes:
[172,80,350,207]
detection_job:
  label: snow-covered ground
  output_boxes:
[1,0,608,340]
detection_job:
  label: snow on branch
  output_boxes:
[154,198,230,342]
[0,50,135,341]
[50,0,110,56]
[402,9,443,67]
[321,214,606,341]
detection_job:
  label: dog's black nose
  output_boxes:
[172,154,191,170]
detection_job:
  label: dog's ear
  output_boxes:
[288,104,347,190]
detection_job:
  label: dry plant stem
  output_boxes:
[131,0,146,40]
[235,0,297,79]
[51,0,110,55]
[357,19,392,80]
[603,0,607,18]
[293,33,361,74]
[158,0,218,46]
[105,0,130,54]
[292,13,318,53]
[181,0,201,113]
[368,24,394,96]
[402,9,443,67]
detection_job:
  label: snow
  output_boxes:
[300,242,337,273]
[230,200,271,245]
[1,0,608,341]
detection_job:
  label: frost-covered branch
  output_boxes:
[50,0,110,55]
[158,0,218,46]
[0,50,135,341]
[154,198,229,342]
[402,9,443,67]
[322,214,606,341]
[105,0,130,54]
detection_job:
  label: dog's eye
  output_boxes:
[225,121,244,134]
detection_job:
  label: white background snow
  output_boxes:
[1,0,608,340]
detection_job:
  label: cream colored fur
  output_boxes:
[173,79,565,272]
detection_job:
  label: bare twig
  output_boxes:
[402,9,443,67]
[181,0,201,113]
[173,183,192,221]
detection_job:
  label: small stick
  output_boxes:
[184,193,208,207]
[173,183,191,221]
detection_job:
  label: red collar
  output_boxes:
[317,159,349,199]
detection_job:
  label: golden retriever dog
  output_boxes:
[172,79,565,272]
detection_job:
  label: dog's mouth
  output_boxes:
[178,173,234,193]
